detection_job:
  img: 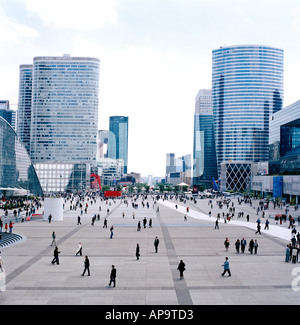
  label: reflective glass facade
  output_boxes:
[30,55,100,164]
[212,45,284,175]
[108,116,129,174]
[269,100,300,160]
[193,89,218,188]
[0,117,43,196]
[17,65,33,154]
[34,162,90,194]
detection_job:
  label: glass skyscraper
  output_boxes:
[193,89,218,188]
[0,116,43,196]
[269,100,300,160]
[108,116,129,174]
[17,65,33,154]
[212,45,284,191]
[30,54,100,164]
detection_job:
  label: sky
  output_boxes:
[1,0,300,177]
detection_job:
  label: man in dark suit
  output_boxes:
[109,265,116,287]
[82,256,90,276]
[154,236,159,253]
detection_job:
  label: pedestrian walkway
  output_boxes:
[0,195,300,305]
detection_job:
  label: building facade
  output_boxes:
[30,54,100,164]
[193,89,218,188]
[17,64,33,154]
[269,100,300,160]
[0,100,17,131]
[0,116,43,197]
[212,45,284,191]
[108,116,129,174]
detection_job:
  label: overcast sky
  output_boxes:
[1,0,300,177]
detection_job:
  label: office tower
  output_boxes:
[17,65,33,154]
[97,130,116,159]
[108,116,129,174]
[166,153,192,185]
[269,100,300,160]
[0,100,17,131]
[193,89,218,188]
[212,45,284,191]
[166,153,176,175]
[30,54,100,163]
[0,116,43,196]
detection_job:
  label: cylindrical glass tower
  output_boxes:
[30,55,100,164]
[212,45,284,174]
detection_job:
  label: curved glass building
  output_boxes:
[30,55,100,164]
[212,45,284,191]
[0,116,43,196]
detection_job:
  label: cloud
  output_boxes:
[0,7,39,44]
[290,7,300,31]
[25,0,118,31]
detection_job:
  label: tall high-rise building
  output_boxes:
[17,65,33,154]
[0,100,17,131]
[30,54,100,164]
[212,45,284,191]
[108,116,129,174]
[193,89,218,188]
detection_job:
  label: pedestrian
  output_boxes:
[51,231,56,246]
[241,237,247,253]
[154,236,159,253]
[51,246,60,265]
[109,265,116,287]
[103,218,107,228]
[76,242,82,256]
[224,238,230,251]
[235,239,240,253]
[149,218,152,228]
[255,223,261,235]
[264,219,269,230]
[0,251,3,272]
[292,245,299,264]
[77,216,81,225]
[81,256,90,276]
[249,239,254,254]
[254,240,259,254]
[137,221,141,231]
[136,244,140,260]
[286,244,291,262]
[48,214,52,223]
[143,217,147,228]
[9,221,13,233]
[221,257,231,277]
[177,260,186,279]
[110,226,114,239]
[215,219,219,229]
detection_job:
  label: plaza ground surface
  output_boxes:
[0,194,300,305]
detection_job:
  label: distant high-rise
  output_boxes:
[17,65,33,154]
[108,116,129,174]
[212,45,284,191]
[0,100,17,131]
[30,54,100,163]
[193,89,218,188]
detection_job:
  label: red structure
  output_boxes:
[90,173,101,191]
[104,191,122,198]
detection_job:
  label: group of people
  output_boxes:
[0,219,14,234]
[233,238,259,254]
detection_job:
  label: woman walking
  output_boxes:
[177,260,186,279]
[136,244,140,260]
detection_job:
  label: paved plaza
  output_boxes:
[0,194,300,305]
